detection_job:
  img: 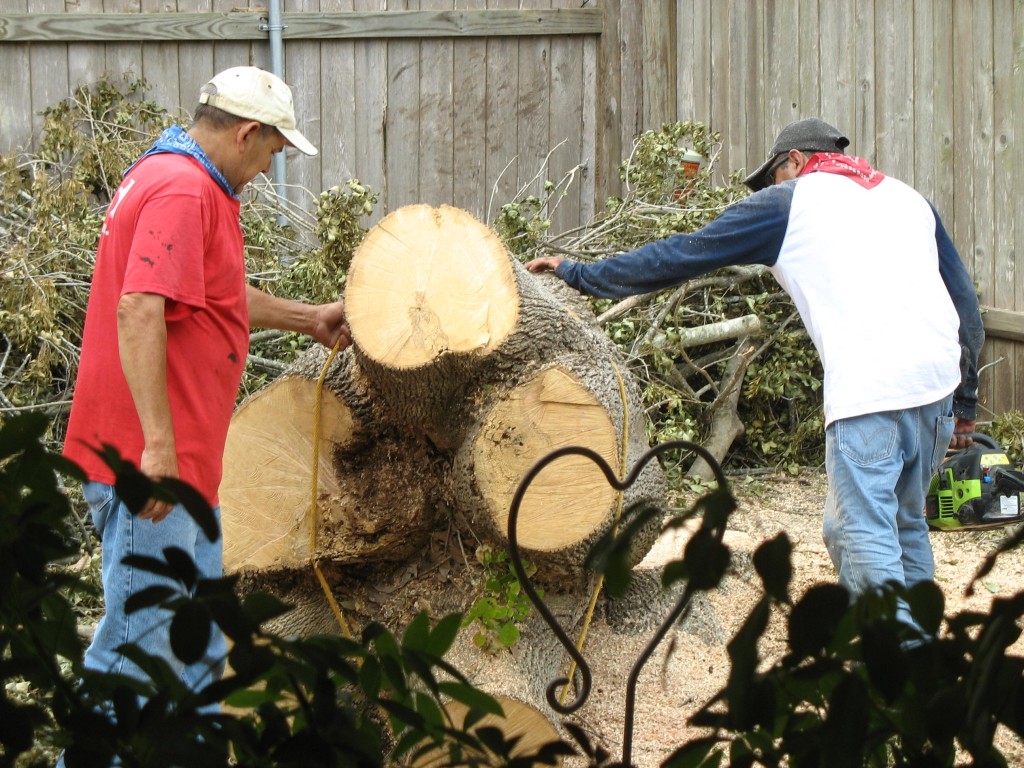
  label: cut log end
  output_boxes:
[347,204,521,370]
[220,376,357,573]
[470,367,620,552]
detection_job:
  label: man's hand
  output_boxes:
[949,417,977,450]
[311,301,352,350]
[524,255,566,273]
[138,444,179,522]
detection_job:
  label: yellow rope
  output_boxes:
[310,338,355,641]
[560,359,631,704]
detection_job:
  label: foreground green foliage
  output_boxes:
[3,417,1024,766]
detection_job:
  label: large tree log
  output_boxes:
[220,204,667,593]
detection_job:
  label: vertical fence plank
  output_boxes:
[482,0,519,221]
[950,1,987,411]
[514,1,551,204]
[67,0,107,93]
[642,1,674,129]
[951,0,976,279]
[176,0,215,119]
[27,0,68,147]
[876,0,915,180]
[452,0,488,219]
[548,0,584,235]
[416,0,455,208]
[1,0,32,153]
[384,0,421,210]
[618,0,643,156]
[708,1,733,169]
[352,0,387,215]
[818,0,855,140]
[283,0,323,207]
[1012,0,1024,407]
[593,0,622,209]
[852,0,875,163]
[212,0,256,72]
[796,0,820,117]
[929,0,955,229]
[579,30,598,225]
[104,0,143,86]
[737,0,763,175]
[972,1,998,414]
[763,0,800,174]
[992,0,1016,409]
[140,0,184,119]
[318,0,358,190]
[912,0,936,198]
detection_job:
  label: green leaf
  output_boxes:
[684,529,730,591]
[403,611,431,652]
[170,600,212,665]
[359,655,382,701]
[123,584,177,614]
[821,675,871,768]
[427,612,463,658]
[906,579,945,636]
[752,533,792,603]
[497,621,521,648]
[158,477,220,543]
[161,545,199,589]
[788,584,850,660]
[413,691,445,729]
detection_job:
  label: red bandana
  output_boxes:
[799,153,885,189]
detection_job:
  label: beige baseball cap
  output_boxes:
[199,66,318,156]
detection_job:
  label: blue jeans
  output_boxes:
[822,396,954,626]
[82,481,226,690]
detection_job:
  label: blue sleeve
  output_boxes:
[931,202,985,421]
[554,185,793,299]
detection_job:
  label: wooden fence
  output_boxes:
[2,0,1023,417]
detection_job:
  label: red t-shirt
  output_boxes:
[63,153,249,505]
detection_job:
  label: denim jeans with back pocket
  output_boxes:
[822,395,954,628]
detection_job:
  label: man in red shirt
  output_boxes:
[62,67,350,706]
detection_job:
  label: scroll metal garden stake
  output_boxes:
[506,440,732,767]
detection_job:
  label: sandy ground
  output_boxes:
[441,469,1024,767]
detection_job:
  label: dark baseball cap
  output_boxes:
[743,117,850,191]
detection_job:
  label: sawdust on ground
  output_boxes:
[435,469,1024,767]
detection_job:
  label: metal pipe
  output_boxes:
[264,0,288,228]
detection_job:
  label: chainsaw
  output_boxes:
[926,433,1024,531]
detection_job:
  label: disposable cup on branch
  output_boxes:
[673,149,703,202]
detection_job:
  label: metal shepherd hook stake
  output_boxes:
[505,439,731,766]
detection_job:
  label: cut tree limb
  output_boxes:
[651,314,762,349]
[687,339,756,481]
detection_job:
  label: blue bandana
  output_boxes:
[124,125,237,199]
